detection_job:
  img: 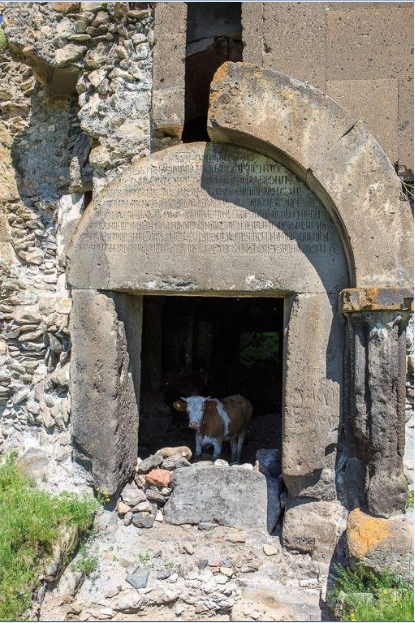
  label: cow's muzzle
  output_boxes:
[189,422,200,431]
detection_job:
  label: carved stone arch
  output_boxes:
[208,62,413,290]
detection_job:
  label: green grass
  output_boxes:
[0,26,7,53]
[329,564,414,622]
[72,543,98,576]
[0,453,97,621]
[138,551,153,565]
[406,489,414,511]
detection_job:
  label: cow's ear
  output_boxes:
[173,400,187,412]
[204,400,216,411]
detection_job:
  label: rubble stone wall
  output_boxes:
[0,1,153,492]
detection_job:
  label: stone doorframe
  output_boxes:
[68,63,413,518]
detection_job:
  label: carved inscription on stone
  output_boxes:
[85,146,340,258]
[68,143,348,292]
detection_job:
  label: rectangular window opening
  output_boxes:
[139,295,284,465]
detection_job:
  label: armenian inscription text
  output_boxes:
[85,145,341,257]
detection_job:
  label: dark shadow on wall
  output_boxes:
[200,142,350,295]
[183,3,242,142]
[112,292,143,412]
[320,529,348,621]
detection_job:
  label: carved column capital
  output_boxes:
[341,287,413,314]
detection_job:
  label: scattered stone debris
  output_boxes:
[125,569,150,590]
[40,504,326,622]
[263,544,279,556]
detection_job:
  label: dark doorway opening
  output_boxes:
[140,296,284,463]
[182,3,242,143]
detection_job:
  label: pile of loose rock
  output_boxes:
[116,446,192,529]
[41,498,325,621]
[116,446,284,534]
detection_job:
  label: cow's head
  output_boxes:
[173,396,214,433]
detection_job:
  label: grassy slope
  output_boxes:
[330,564,414,622]
[0,454,96,621]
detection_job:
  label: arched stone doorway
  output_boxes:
[68,141,349,500]
[67,63,413,530]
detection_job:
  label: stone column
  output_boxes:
[342,288,413,517]
[282,292,344,501]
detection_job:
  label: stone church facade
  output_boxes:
[0,1,413,557]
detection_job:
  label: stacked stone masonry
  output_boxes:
[242,2,414,179]
[0,0,413,576]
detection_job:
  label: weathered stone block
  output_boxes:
[344,308,410,517]
[152,2,186,135]
[55,44,87,67]
[398,77,414,176]
[164,466,269,531]
[17,447,50,482]
[282,499,347,561]
[241,3,263,66]
[52,3,80,13]
[326,7,413,81]
[262,3,327,91]
[283,292,343,492]
[347,509,414,582]
[326,78,399,165]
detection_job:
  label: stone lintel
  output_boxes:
[341,287,414,313]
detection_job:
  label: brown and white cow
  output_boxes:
[173,395,252,463]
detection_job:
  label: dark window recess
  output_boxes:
[182,3,242,143]
[128,2,149,10]
[239,332,280,366]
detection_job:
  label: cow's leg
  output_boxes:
[211,437,222,461]
[236,429,246,463]
[230,437,237,463]
[194,433,202,459]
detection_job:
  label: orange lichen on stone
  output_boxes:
[347,509,391,559]
[341,287,414,313]
[211,61,232,86]
[364,287,383,308]
[208,62,232,111]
